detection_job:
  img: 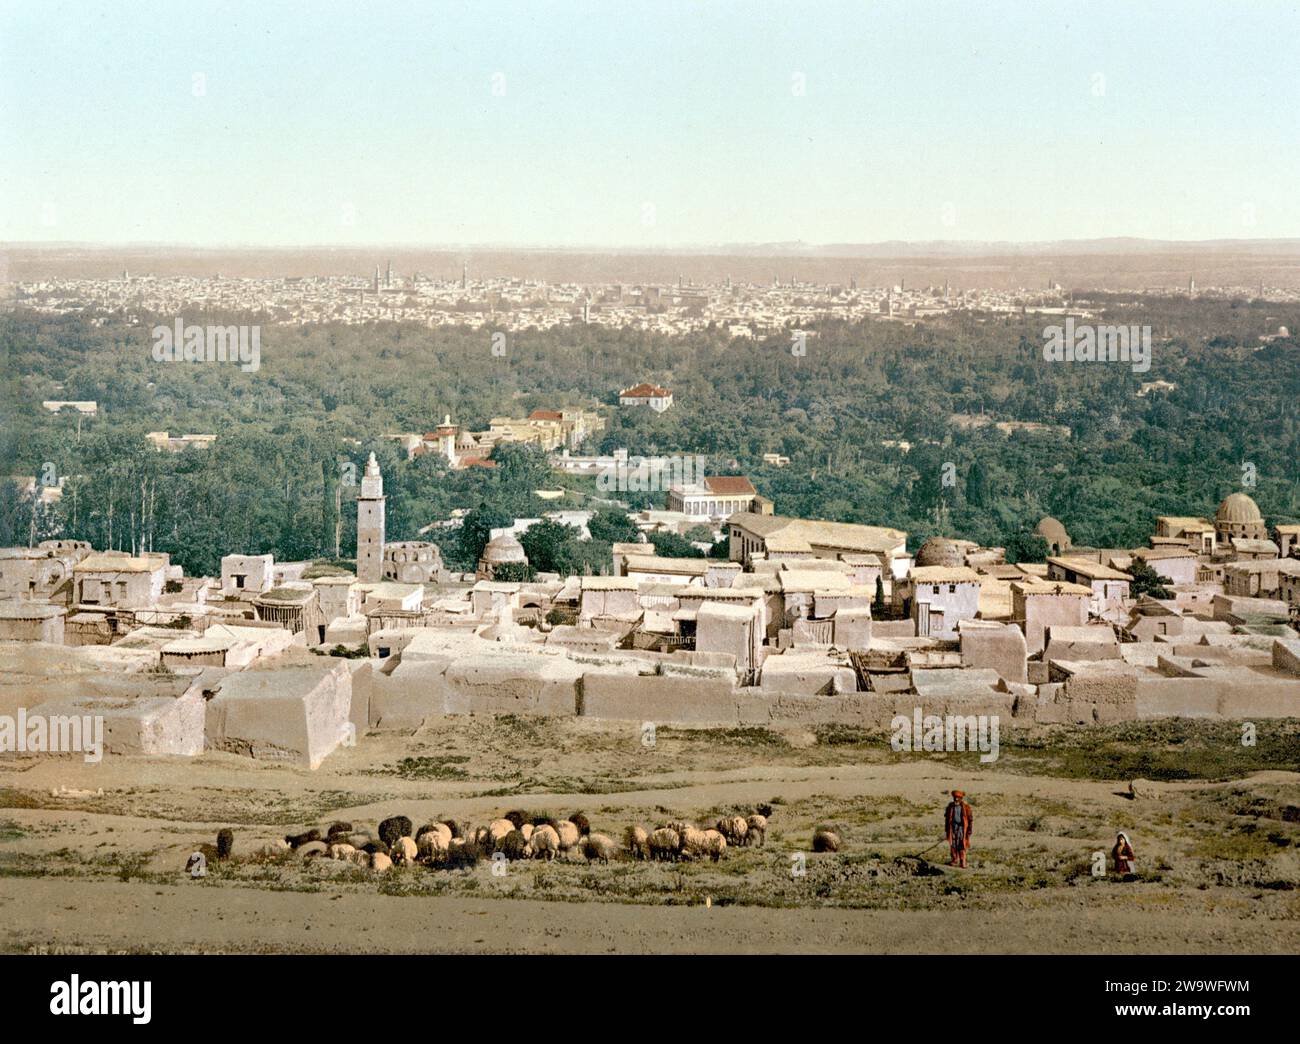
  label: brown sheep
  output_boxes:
[582,833,619,864]
[812,828,841,853]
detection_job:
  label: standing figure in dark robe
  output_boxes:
[945,790,973,868]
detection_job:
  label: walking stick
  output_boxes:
[910,838,946,860]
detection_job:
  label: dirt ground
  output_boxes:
[2,715,1298,954]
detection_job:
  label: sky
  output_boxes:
[3,0,1299,247]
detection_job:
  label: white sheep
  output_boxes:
[371,852,393,872]
[520,823,535,843]
[582,833,619,864]
[745,814,767,846]
[717,816,748,846]
[416,831,449,862]
[419,823,453,848]
[232,838,290,861]
[530,824,560,861]
[555,820,581,851]
[679,826,712,860]
[487,819,515,847]
[328,842,357,861]
[624,824,650,860]
[664,820,695,845]
[391,836,418,865]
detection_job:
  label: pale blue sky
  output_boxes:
[3,0,1298,246]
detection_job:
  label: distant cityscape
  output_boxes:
[9,267,1300,338]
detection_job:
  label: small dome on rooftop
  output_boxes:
[915,536,966,568]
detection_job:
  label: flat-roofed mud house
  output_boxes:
[0,543,85,601]
[1275,524,1300,561]
[73,553,167,608]
[1046,556,1132,622]
[1108,547,1199,586]
[1155,515,1217,554]
[221,553,274,597]
[895,565,982,639]
[1012,577,1093,655]
[1225,559,1300,600]
[0,601,66,643]
[728,512,908,575]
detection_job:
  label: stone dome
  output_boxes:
[481,533,527,564]
[915,536,966,568]
[1215,492,1263,525]
[1033,516,1071,553]
[382,541,444,584]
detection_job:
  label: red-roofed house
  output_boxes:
[667,475,760,521]
[619,383,673,412]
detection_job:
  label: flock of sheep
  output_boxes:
[185,804,783,875]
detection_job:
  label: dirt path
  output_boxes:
[2,877,1296,954]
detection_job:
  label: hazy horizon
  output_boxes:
[5,0,1300,247]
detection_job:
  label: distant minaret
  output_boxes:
[373,266,380,294]
[122,268,129,282]
[1188,276,1196,295]
[356,453,385,582]
[461,263,467,289]
[385,260,392,288]
[434,415,459,467]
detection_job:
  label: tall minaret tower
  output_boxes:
[356,452,385,582]
[434,415,459,467]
